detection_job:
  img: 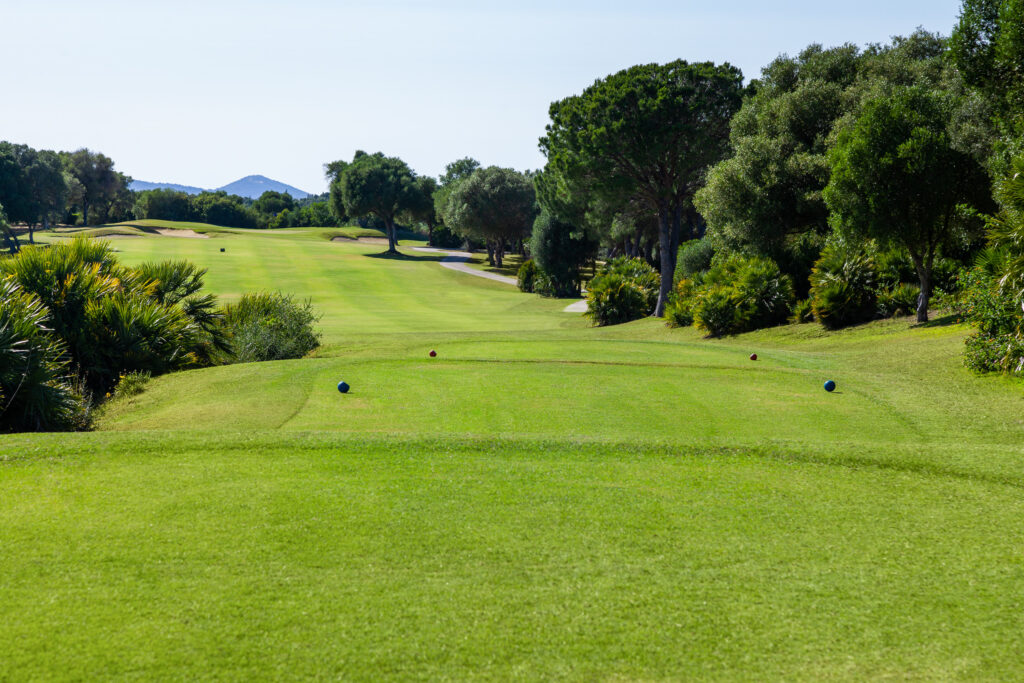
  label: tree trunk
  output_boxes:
[486,242,495,266]
[495,241,504,269]
[911,253,932,323]
[82,199,89,226]
[27,223,35,244]
[385,216,398,253]
[654,203,683,317]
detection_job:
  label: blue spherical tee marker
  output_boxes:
[823,379,836,392]
[337,381,350,394]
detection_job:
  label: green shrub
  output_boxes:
[664,278,698,328]
[877,283,921,318]
[954,267,1024,375]
[517,259,538,293]
[790,298,814,323]
[529,211,593,298]
[222,292,322,362]
[692,285,744,336]
[809,240,878,329]
[584,257,659,326]
[0,238,230,399]
[0,280,87,432]
[82,292,200,392]
[675,238,714,280]
[113,371,151,399]
[688,255,793,336]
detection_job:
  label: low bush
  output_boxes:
[517,259,538,293]
[877,283,921,318]
[222,292,322,362]
[584,257,659,326]
[0,280,87,432]
[954,267,1024,375]
[688,255,794,336]
[664,278,698,328]
[809,240,878,329]
[790,298,814,324]
[112,371,151,399]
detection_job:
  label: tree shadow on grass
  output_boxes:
[362,250,441,263]
[913,314,961,329]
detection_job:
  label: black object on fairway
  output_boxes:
[824,379,836,392]
[337,381,350,394]
[220,248,225,252]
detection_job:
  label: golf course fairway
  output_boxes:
[3,223,1024,680]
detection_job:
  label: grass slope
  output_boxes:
[4,223,1024,679]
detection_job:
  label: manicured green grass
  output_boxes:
[5,223,1024,679]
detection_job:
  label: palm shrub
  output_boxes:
[0,238,223,395]
[222,292,321,362]
[809,240,878,329]
[664,277,699,328]
[136,260,229,363]
[584,257,659,326]
[689,255,794,336]
[0,280,87,432]
[791,299,814,323]
[81,292,201,392]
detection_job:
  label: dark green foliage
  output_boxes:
[81,293,199,391]
[333,152,417,253]
[950,0,1024,169]
[675,238,714,280]
[689,255,794,336]
[809,241,878,329]
[877,283,922,318]
[133,189,193,222]
[222,292,322,363]
[824,86,991,321]
[528,211,593,297]
[442,167,537,269]
[517,259,538,293]
[253,191,295,217]
[584,257,660,326]
[112,371,151,399]
[791,299,814,323]
[696,45,858,284]
[0,238,221,395]
[541,60,745,316]
[664,278,698,328]
[955,268,1024,374]
[0,280,86,432]
[61,148,132,225]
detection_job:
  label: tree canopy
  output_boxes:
[823,86,990,321]
[333,152,417,253]
[541,60,744,315]
[442,166,536,268]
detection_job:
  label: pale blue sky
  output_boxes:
[1,0,962,194]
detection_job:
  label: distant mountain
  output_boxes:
[130,180,206,195]
[130,174,311,200]
[216,175,310,200]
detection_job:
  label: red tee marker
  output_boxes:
[429,350,437,358]
[750,353,758,361]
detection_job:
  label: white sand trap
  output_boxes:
[156,228,208,238]
[563,300,588,313]
[412,247,516,285]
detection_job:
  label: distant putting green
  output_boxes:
[3,224,1024,679]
